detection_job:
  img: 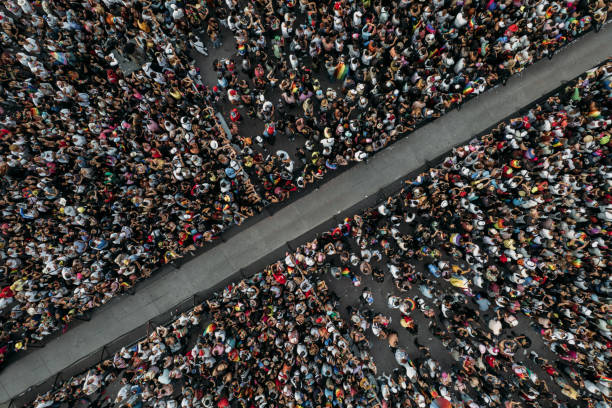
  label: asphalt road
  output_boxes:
[0,23,610,406]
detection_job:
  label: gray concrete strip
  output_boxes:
[1,25,610,404]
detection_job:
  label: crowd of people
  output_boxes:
[326,58,611,406]
[31,259,384,408]
[29,62,610,408]
[0,0,608,364]
[206,0,609,204]
[0,0,270,364]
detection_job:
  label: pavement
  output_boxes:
[1,24,610,405]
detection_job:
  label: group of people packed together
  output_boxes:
[0,0,270,364]
[208,0,609,204]
[1,0,609,365]
[0,0,609,364]
[29,61,610,408]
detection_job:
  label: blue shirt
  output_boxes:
[476,297,491,311]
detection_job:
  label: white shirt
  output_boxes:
[489,318,502,336]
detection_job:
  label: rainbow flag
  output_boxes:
[588,110,601,118]
[334,62,349,81]
[341,267,350,276]
[428,45,445,59]
[469,17,476,30]
[22,188,33,198]
[204,323,216,335]
[51,51,68,65]
[463,85,474,95]
[229,349,240,362]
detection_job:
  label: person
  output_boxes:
[474,293,492,313]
